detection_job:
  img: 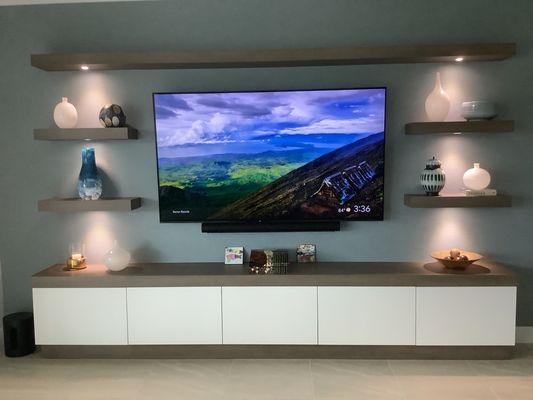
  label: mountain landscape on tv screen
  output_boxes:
[154,88,386,222]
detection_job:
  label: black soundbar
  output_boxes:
[201,221,341,233]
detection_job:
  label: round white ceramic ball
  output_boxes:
[463,163,491,191]
[104,242,131,272]
[53,97,78,129]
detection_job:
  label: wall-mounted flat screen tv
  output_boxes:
[154,87,386,222]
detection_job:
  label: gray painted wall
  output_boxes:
[1,0,532,323]
[0,260,3,344]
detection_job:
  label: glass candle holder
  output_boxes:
[67,243,87,270]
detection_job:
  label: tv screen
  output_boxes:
[154,88,386,222]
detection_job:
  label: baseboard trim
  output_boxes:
[39,344,514,360]
[516,326,533,343]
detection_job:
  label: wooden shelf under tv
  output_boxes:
[34,127,138,141]
[30,42,516,71]
[38,197,142,212]
[405,120,515,135]
[404,194,512,208]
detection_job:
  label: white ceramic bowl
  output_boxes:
[461,101,497,121]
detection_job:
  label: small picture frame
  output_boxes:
[297,244,316,263]
[225,246,244,265]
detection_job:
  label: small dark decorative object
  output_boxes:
[3,312,35,357]
[99,104,126,127]
[249,249,289,274]
[420,156,446,196]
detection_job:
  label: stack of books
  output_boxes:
[465,188,497,196]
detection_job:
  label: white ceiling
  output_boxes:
[0,0,147,5]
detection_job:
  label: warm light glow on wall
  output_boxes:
[420,67,479,255]
[74,73,113,127]
[427,209,473,251]
[436,135,470,194]
[83,213,114,263]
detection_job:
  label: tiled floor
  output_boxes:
[1,346,533,399]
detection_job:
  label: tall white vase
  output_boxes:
[53,97,78,129]
[425,72,451,122]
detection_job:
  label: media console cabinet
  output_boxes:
[32,261,518,359]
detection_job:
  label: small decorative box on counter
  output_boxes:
[249,249,289,274]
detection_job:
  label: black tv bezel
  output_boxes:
[152,86,387,224]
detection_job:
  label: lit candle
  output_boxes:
[68,243,86,270]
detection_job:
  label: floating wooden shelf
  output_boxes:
[34,127,138,141]
[30,42,516,71]
[38,197,142,212]
[405,120,514,135]
[404,194,512,208]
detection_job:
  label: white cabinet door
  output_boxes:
[127,287,222,344]
[318,286,416,345]
[222,286,317,345]
[416,286,516,346]
[32,288,127,345]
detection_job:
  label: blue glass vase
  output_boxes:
[77,147,103,200]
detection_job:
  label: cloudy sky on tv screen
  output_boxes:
[154,88,386,222]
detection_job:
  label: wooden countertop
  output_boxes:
[32,261,518,288]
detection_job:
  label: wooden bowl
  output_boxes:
[430,250,483,270]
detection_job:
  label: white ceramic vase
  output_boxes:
[461,101,497,121]
[463,163,491,191]
[104,241,131,272]
[53,97,78,129]
[425,72,451,122]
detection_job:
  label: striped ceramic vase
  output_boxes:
[420,156,445,196]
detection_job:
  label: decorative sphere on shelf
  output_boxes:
[99,104,126,127]
[53,97,78,129]
[449,248,461,259]
[463,163,491,191]
[104,241,131,272]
